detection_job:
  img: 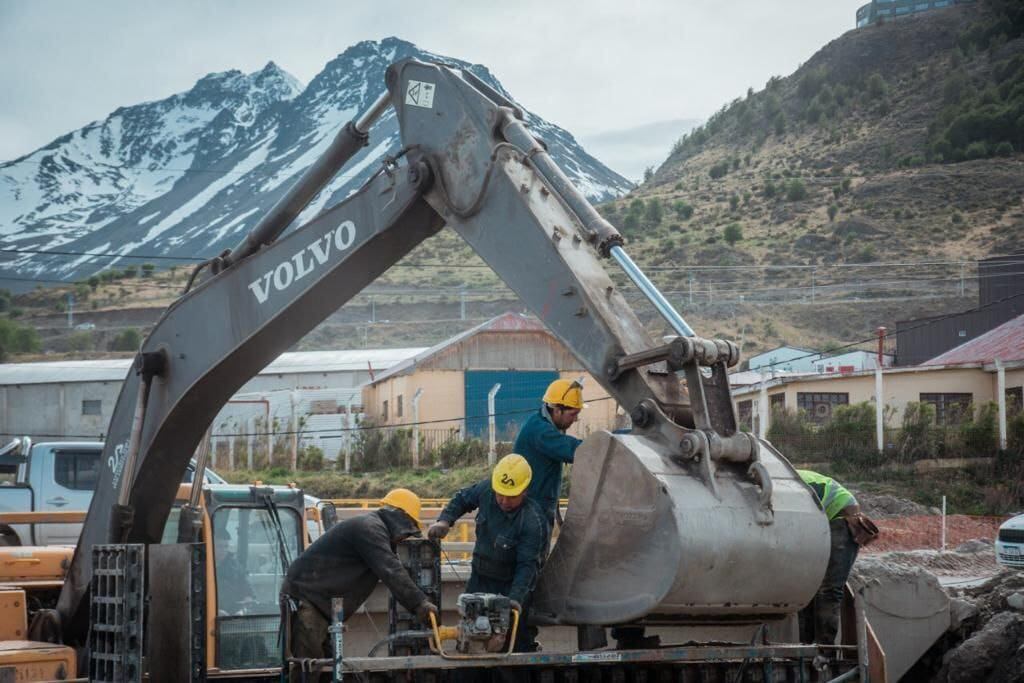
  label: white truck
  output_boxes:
[0,437,225,546]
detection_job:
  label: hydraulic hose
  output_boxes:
[367,629,432,657]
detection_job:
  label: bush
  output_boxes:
[109,328,141,351]
[141,263,156,278]
[0,318,41,361]
[66,331,93,352]
[958,402,998,457]
[122,266,138,278]
[785,179,809,201]
[729,194,739,211]
[763,179,777,198]
[995,141,1014,156]
[827,203,839,221]
[822,403,885,472]
[88,276,100,291]
[351,422,412,471]
[673,201,694,220]
[429,438,488,469]
[723,222,743,246]
[709,161,730,179]
[297,445,325,471]
[895,403,939,462]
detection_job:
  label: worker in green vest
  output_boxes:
[797,469,878,645]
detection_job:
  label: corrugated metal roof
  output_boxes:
[0,347,426,386]
[922,314,1024,366]
[368,312,546,385]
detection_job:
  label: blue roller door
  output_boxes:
[464,370,559,439]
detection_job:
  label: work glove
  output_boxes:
[427,521,451,541]
[415,600,439,624]
[509,599,523,614]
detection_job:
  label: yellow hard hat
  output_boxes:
[380,488,422,524]
[542,378,584,410]
[492,454,532,497]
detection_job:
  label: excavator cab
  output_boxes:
[204,485,304,671]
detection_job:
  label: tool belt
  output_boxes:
[838,506,880,546]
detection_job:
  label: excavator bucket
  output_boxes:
[532,431,831,626]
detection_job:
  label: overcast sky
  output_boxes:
[0,0,865,163]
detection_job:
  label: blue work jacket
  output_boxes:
[513,408,582,523]
[438,480,547,604]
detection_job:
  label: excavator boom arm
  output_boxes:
[57,59,826,643]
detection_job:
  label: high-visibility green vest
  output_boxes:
[797,470,857,520]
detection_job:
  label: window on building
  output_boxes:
[82,399,102,416]
[737,400,753,431]
[770,393,786,413]
[915,3,930,9]
[54,450,101,491]
[382,400,389,421]
[920,393,973,425]
[1007,387,1023,417]
[397,395,404,419]
[797,392,849,423]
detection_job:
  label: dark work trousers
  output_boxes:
[801,518,860,645]
[288,602,330,683]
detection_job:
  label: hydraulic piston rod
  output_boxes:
[222,90,393,267]
[610,245,695,337]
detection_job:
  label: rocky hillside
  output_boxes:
[592,0,1024,351]
[0,37,631,290]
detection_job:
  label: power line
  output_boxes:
[3,292,1022,441]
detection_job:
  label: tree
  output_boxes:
[866,72,888,100]
[644,198,663,226]
[642,166,654,183]
[763,179,778,198]
[141,263,156,278]
[724,223,744,246]
[828,204,839,221]
[729,194,740,211]
[109,328,142,352]
[88,275,100,291]
[122,266,138,278]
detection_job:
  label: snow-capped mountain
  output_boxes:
[0,38,632,288]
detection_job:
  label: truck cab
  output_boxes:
[0,439,226,546]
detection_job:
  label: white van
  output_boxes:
[996,513,1024,570]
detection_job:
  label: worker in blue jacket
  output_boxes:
[513,378,584,526]
[428,454,547,653]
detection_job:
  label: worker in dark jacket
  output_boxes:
[281,488,437,679]
[513,379,584,525]
[428,454,547,653]
[798,470,878,645]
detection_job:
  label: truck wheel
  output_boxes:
[0,525,21,546]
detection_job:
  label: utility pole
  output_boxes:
[959,262,966,297]
[688,274,694,306]
[460,284,466,320]
[811,267,817,303]
[67,294,74,328]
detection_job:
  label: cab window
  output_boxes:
[211,506,301,616]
